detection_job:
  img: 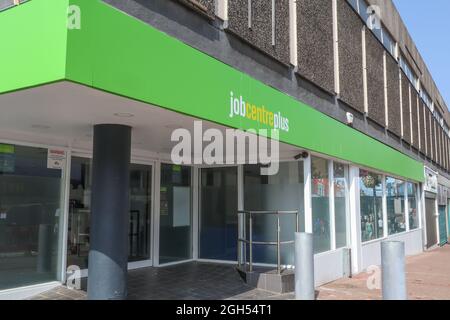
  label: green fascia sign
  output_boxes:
[0,0,424,182]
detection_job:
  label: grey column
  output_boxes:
[381,241,407,300]
[295,232,315,300]
[87,124,131,300]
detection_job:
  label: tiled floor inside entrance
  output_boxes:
[30,262,295,300]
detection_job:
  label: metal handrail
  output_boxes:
[237,210,299,275]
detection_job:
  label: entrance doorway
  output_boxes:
[158,164,192,265]
[67,157,153,271]
[425,197,437,249]
[438,205,448,246]
[199,167,238,261]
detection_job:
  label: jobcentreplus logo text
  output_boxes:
[169,91,287,175]
[229,92,290,132]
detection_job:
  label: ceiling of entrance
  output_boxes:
[0,81,303,160]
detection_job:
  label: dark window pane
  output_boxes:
[200,167,238,261]
[0,144,63,290]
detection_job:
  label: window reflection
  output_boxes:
[408,182,419,230]
[386,177,406,235]
[311,157,330,253]
[360,170,383,242]
[334,162,348,249]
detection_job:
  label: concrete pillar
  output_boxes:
[87,124,131,300]
[381,241,407,300]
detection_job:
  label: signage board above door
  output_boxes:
[424,167,438,194]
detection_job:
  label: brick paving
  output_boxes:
[317,244,450,300]
[30,245,450,300]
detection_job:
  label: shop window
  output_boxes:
[408,182,419,230]
[311,157,331,253]
[386,177,406,235]
[244,162,305,266]
[359,170,384,242]
[334,162,348,249]
[0,144,64,290]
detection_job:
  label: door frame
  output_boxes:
[65,150,156,277]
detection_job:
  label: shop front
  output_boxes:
[0,129,426,299]
[424,167,439,249]
[0,0,426,299]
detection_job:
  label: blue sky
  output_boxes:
[393,0,450,110]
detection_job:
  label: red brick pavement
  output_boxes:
[317,245,450,300]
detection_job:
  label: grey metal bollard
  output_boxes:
[381,241,407,300]
[295,232,315,300]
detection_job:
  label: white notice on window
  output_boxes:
[47,149,66,170]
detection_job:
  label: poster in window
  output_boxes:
[0,144,15,173]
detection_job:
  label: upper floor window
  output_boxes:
[382,29,396,58]
[421,89,432,110]
[434,109,442,125]
[348,0,358,12]
[348,0,397,59]
[399,55,419,90]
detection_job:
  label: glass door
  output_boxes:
[67,157,153,270]
[159,164,192,264]
[199,167,238,261]
[129,164,153,262]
